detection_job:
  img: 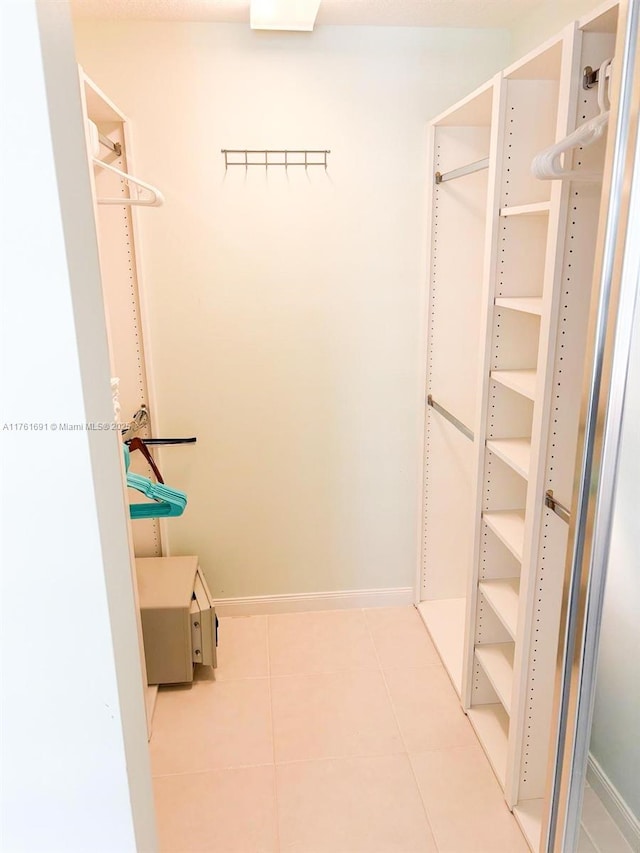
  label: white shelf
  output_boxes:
[467,703,509,789]
[82,70,128,122]
[499,201,551,217]
[479,578,520,639]
[483,509,526,562]
[486,437,532,479]
[513,799,543,853]
[494,297,543,316]
[417,598,466,697]
[491,368,537,400]
[475,643,515,715]
[433,79,494,127]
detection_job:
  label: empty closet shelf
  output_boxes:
[491,369,537,400]
[467,704,509,789]
[417,598,466,696]
[494,297,543,315]
[486,438,532,479]
[475,643,515,714]
[499,201,551,217]
[483,509,526,561]
[479,578,520,639]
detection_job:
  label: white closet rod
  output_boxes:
[93,157,164,207]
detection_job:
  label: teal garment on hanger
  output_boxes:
[124,445,187,519]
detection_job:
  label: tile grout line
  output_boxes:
[150,742,484,780]
[363,607,443,853]
[199,663,446,685]
[152,761,275,780]
[269,665,384,680]
[266,614,282,853]
[580,817,604,853]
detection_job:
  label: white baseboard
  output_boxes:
[213,587,415,616]
[587,753,640,850]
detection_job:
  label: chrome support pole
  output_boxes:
[545,491,571,525]
[98,132,122,157]
[427,394,474,441]
[435,157,490,184]
[544,1,640,849]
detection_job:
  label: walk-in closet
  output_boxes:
[3,0,640,851]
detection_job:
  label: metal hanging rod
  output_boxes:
[583,63,612,90]
[435,157,489,185]
[99,133,122,157]
[137,437,197,446]
[427,394,474,441]
[221,149,330,169]
[545,490,571,524]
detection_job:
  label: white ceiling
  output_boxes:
[70,0,541,29]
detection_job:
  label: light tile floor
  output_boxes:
[150,606,529,853]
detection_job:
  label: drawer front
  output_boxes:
[191,569,217,668]
[142,607,193,685]
[190,598,203,665]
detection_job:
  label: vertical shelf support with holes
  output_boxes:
[461,24,583,815]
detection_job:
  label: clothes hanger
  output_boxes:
[127,474,187,518]
[123,445,187,519]
[127,436,164,484]
[93,157,164,206]
[531,57,612,181]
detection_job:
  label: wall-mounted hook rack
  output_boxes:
[221,149,330,169]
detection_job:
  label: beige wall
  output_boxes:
[509,0,609,60]
[74,21,510,599]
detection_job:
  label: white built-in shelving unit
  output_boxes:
[79,68,162,561]
[79,69,165,734]
[417,3,620,850]
[417,78,497,697]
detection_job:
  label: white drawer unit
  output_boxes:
[136,555,217,685]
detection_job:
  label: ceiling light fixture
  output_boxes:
[250,0,322,32]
